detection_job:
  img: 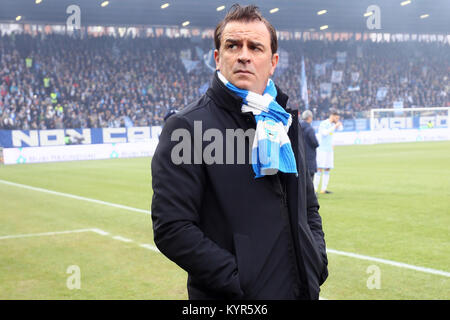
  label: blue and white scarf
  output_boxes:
[217,71,298,178]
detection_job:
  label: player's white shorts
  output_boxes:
[316,150,334,169]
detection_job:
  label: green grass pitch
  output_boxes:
[0,140,449,299]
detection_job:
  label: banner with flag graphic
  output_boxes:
[180,48,191,60]
[203,49,216,72]
[376,87,388,101]
[331,70,343,83]
[181,59,200,73]
[320,82,332,98]
[195,46,204,60]
[300,56,309,109]
[351,72,360,82]
[273,48,289,78]
[314,63,326,77]
[199,81,210,95]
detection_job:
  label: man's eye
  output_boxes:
[227,44,237,49]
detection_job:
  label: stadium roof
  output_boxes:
[1,0,449,34]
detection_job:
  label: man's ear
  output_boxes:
[269,53,279,76]
[214,49,220,70]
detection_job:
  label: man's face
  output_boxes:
[214,20,279,95]
[330,115,340,123]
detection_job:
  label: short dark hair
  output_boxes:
[214,4,278,54]
[329,108,341,116]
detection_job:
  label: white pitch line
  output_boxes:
[112,235,134,243]
[90,228,110,236]
[0,228,160,253]
[1,228,162,265]
[0,179,151,215]
[327,248,450,278]
[139,243,160,253]
[1,179,448,278]
[0,228,94,240]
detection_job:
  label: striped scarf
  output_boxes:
[217,71,298,178]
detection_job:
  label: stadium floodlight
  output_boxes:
[400,0,411,6]
[364,11,374,17]
[101,1,109,7]
[370,107,450,131]
[35,0,42,4]
[216,5,225,12]
[161,3,170,9]
[420,14,429,19]
[269,8,279,14]
[15,16,22,21]
[317,10,327,15]
[181,21,190,27]
[320,25,328,30]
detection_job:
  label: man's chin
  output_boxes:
[231,78,254,91]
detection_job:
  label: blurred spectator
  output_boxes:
[275,40,450,120]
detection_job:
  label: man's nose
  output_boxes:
[237,46,251,64]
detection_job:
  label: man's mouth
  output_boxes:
[234,70,253,75]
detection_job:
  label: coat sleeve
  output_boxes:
[305,171,328,285]
[151,115,243,298]
[307,126,319,149]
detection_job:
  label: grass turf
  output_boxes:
[0,141,448,299]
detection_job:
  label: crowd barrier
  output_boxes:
[1,126,448,165]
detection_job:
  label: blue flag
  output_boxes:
[301,56,309,109]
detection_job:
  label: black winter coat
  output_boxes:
[299,120,319,174]
[151,72,328,300]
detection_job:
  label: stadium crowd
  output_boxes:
[0,32,448,130]
[277,40,449,119]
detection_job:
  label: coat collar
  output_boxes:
[206,71,291,114]
[300,120,312,129]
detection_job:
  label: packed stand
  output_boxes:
[0,32,448,130]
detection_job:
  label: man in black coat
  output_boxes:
[151,4,328,300]
[300,110,319,180]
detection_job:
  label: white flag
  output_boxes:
[331,70,343,83]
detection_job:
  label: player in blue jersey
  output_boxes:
[313,109,342,194]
